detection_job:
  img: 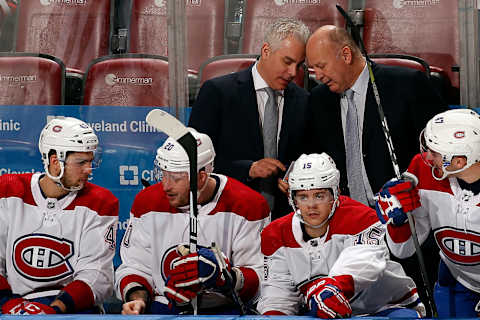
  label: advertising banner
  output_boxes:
[0,105,190,267]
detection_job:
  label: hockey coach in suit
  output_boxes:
[189,18,310,220]
[306,25,447,206]
[305,25,448,314]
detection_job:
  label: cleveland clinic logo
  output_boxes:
[105,73,153,86]
[119,165,156,186]
[119,165,139,185]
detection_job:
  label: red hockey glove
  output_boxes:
[169,247,230,290]
[299,277,352,319]
[375,174,420,226]
[1,298,57,315]
[164,276,199,305]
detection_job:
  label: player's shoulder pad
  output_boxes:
[212,177,270,221]
[0,173,34,204]
[328,196,379,236]
[408,154,452,194]
[261,212,299,256]
[130,183,178,218]
[69,182,119,217]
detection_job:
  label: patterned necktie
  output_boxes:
[260,87,278,210]
[345,89,369,205]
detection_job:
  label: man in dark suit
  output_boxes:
[189,18,310,220]
[306,25,448,316]
[306,25,447,204]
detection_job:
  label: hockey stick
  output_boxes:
[211,242,249,316]
[146,109,199,314]
[335,5,438,317]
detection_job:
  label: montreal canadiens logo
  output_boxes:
[13,234,74,282]
[434,227,480,265]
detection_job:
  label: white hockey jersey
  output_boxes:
[258,196,421,316]
[0,173,118,310]
[115,174,270,309]
[387,154,480,293]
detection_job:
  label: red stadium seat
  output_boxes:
[198,54,307,89]
[14,0,113,72]
[128,0,225,71]
[82,54,169,107]
[241,0,348,54]
[362,0,459,93]
[369,53,430,74]
[0,52,65,105]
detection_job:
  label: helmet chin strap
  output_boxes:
[432,164,470,181]
[44,162,82,192]
[294,198,339,229]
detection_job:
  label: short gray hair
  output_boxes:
[264,18,310,51]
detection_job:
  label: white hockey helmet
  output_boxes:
[38,117,99,191]
[420,108,480,180]
[154,128,215,179]
[288,153,340,228]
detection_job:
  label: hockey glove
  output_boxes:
[375,175,420,226]
[1,298,57,315]
[169,247,230,289]
[299,277,352,319]
[164,276,199,306]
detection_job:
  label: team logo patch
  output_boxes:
[52,125,62,133]
[434,227,480,265]
[13,234,74,282]
[453,131,465,139]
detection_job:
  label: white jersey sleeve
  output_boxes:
[115,212,155,301]
[258,243,302,315]
[73,210,118,304]
[386,204,432,259]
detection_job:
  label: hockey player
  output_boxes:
[376,108,480,317]
[0,117,118,314]
[258,153,424,318]
[115,128,270,315]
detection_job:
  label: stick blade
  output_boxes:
[146,109,189,140]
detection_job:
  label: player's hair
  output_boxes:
[264,17,310,52]
[327,27,362,57]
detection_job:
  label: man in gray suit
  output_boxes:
[189,18,310,220]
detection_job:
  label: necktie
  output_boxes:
[260,87,278,210]
[263,87,278,158]
[345,89,369,205]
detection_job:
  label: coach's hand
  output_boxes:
[249,158,286,179]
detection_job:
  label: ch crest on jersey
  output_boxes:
[434,227,480,265]
[13,234,74,282]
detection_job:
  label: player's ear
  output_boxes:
[452,156,468,169]
[197,170,208,188]
[48,153,61,175]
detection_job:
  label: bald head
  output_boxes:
[306,25,365,93]
[307,25,362,58]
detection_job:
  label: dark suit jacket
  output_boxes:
[307,62,448,196]
[189,66,310,220]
